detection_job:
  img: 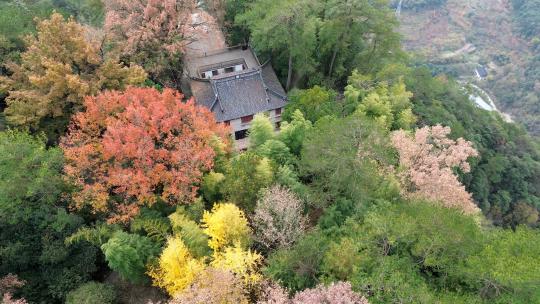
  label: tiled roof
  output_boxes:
[190,62,287,122]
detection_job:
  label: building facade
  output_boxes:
[185,46,287,149]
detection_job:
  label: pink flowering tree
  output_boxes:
[391,125,480,214]
[257,281,369,304]
[104,0,196,87]
[169,268,248,304]
[252,185,308,250]
[0,274,27,304]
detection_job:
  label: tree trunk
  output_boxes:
[286,53,293,91]
[328,45,339,77]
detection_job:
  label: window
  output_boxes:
[234,129,248,140]
[212,70,219,76]
[275,108,282,115]
[234,64,245,72]
[276,121,281,130]
[241,115,254,123]
[224,67,235,73]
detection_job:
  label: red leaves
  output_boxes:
[104,0,194,56]
[61,87,230,223]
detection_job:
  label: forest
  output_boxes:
[0,0,539,304]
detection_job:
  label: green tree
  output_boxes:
[225,0,254,44]
[222,153,274,212]
[283,86,338,123]
[0,1,59,44]
[169,210,212,258]
[0,130,97,303]
[278,109,312,156]
[300,116,399,207]
[346,71,415,130]
[465,227,540,302]
[504,202,539,229]
[130,209,172,245]
[65,282,116,304]
[257,139,295,166]
[237,0,319,90]
[62,0,105,26]
[315,200,540,303]
[249,113,275,148]
[265,230,328,292]
[319,0,403,80]
[201,171,226,204]
[274,164,309,199]
[101,232,160,284]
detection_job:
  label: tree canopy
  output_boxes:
[61,87,230,222]
[0,13,146,142]
[1,2,540,304]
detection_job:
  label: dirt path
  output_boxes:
[441,43,476,59]
[184,7,226,57]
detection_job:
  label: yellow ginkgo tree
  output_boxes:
[201,203,251,252]
[147,237,205,296]
[149,203,263,297]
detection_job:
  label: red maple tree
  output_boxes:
[61,87,230,222]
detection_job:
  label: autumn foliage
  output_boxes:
[1,274,27,304]
[169,268,248,304]
[61,87,230,222]
[148,237,205,296]
[0,12,146,141]
[150,204,262,297]
[391,125,480,214]
[257,281,369,304]
[104,0,195,87]
[201,203,251,252]
[253,185,308,250]
[105,0,193,55]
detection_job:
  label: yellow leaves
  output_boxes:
[2,12,146,137]
[211,243,263,287]
[33,13,101,65]
[201,203,250,252]
[148,237,205,296]
[150,203,263,297]
[202,203,263,287]
[95,60,147,90]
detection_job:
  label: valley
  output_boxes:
[396,0,540,134]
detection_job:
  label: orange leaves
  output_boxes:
[104,0,194,57]
[1,13,146,141]
[62,87,230,222]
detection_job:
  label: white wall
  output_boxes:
[227,108,283,135]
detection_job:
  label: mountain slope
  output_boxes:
[396,0,540,135]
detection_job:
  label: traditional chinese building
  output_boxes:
[185,46,287,149]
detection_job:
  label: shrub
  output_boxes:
[65,282,116,304]
[101,232,160,284]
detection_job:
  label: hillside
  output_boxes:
[396,0,540,135]
[1,1,539,304]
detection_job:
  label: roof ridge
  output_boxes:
[212,69,262,82]
[258,70,271,104]
[212,67,287,101]
[267,87,288,100]
[209,80,224,113]
[190,76,211,82]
